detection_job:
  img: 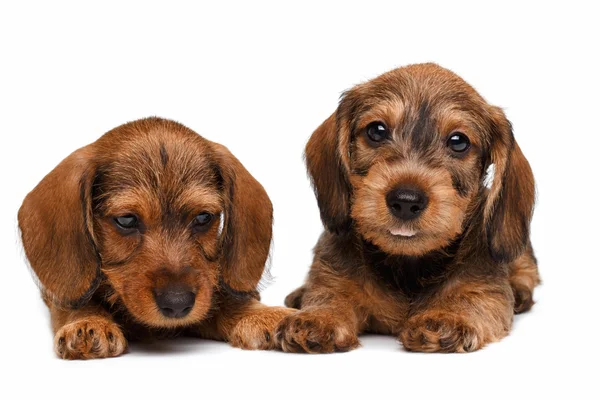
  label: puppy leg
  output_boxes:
[401,279,513,353]
[275,265,361,353]
[275,304,360,353]
[50,303,127,360]
[509,244,540,313]
[209,298,295,350]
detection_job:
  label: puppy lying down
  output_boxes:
[278,63,540,353]
[19,117,293,359]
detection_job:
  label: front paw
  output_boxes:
[400,312,483,353]
[229,307,295,350]
[54,317,127,360]
[275,310,359,354]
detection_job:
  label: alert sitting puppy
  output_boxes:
[277,63,540,353]
[19,117,293,359]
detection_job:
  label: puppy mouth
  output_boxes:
[389,227,418,238]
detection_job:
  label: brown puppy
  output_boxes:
[19,117,293,359]
[277,63,540,353]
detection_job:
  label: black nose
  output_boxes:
[386,187,429,220]
[155,285,195,318]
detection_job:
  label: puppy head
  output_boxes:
[18,117,272,328]
[306,63,534,261]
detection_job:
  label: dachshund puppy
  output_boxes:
[278,63,540,353]
[19,117,293,359]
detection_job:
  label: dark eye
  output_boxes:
[365,122,389,145]
[114,214,139,230]
[192,212,213,232]
[447,132,470,153]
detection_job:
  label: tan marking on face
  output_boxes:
[435,107,484,148]
[176,187,223,215]
[356,97,406,134]
[101,187,159,219]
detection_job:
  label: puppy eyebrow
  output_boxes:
[174,188,222,212]
[351,97,405,136]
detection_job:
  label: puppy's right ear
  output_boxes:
[305,110,353,233]
[18,145,101,308]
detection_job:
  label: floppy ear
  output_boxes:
[212,143,273,293]
[483,107,535,263]
[18,145,102,308]
[305,110,352,233]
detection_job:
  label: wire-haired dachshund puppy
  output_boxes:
[277,63,540,353]
[19,117,293,359]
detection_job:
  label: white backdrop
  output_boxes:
[1,1,598,399]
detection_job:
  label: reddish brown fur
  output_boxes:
[19,117,294,359]
[278,63,539,353]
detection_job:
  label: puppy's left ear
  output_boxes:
[212,143,273,293]
[484,106,535,263]
[305,111,353,234]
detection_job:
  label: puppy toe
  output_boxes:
[229,307,295,350]
[275,310,359,354]
[400,313,483,353]
[54,317,127,360]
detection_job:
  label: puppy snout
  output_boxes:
[386,187,429,221]
[154,285,196,318]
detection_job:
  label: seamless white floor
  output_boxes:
[1,1,598,399]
